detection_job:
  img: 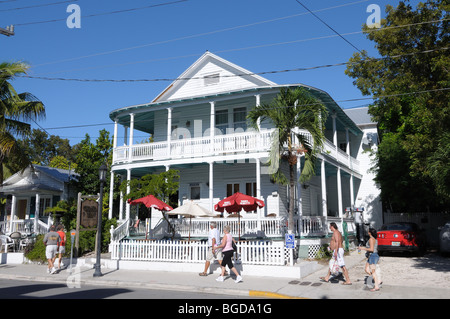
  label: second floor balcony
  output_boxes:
[112,128,360,173]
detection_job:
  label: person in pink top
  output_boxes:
[213,225,242,283]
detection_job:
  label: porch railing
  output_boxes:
[113,129,359,172]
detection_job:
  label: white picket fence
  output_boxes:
[110,239,290,266]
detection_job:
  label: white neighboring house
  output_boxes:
[0,165,78,234]
[108,52,382,245]
[344,106,382,229]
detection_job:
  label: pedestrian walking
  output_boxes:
[320,222,352,285]
[54,224,66,270]
[43,225,61,274]
[214,225,242,283]
[359,227,381,291]
[199,221,224,276]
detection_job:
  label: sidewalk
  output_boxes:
[0,251,448,299]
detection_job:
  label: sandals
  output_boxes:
[319,277,329,283]
[199,272,208,276]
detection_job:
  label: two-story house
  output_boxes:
[108,52,380,250]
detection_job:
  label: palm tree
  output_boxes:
[0,62,45,184]
[248,87,328,233]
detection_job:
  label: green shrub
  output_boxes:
[24,234,46,263]
[315,244,332,260]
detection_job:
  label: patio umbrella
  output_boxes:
[214,192,265,240]
[166,201,218,241]
[128,195,173,239]
[128,195,173,211]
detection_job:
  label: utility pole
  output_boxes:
[0,25,14,37]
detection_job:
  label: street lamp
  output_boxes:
[93,162,108,277]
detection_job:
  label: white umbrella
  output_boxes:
[166,201,218,241]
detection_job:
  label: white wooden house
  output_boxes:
[108,52,381,248]
[0,165,78,234]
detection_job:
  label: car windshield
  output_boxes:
[381,223,417,231]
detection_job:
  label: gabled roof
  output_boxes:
[152,51,277,102]
[0,165,78,195]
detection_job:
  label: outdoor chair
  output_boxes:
[10,232,22,251]
[0,235,14,253]
[19,237,32,251]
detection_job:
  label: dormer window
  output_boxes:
[204,73,220,86]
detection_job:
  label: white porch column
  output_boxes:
[126,168,131,220]
[210,101,215,155]
[255,94,261,130]
[350,174,355,210]
[209,162,214,213]
[167,107,172,158]
[296,156,303,236]
[337,167,343,218]
[112,119,118,163]
[34,194,40,233]
[124,126,128,145]
[321,159,327,217]
[332,113,338,158]
[255,158,261,231]
[119,175,124,220]
[345,128,350,156]
[128,113,135,162]
[108,171,114,219]
[9,195,16,232]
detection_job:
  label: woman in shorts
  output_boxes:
[213,225,242,283]
[359,228,381,291]
[55,224,66,270]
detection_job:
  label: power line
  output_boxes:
[32,0,370,68]
[32,17,448,76]
[40,87,450,132]
[18,47,449,83]
[294,0,362,53]
[0,0,76,12]
[14,0,189,26]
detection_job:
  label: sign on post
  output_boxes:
[285,233,295,249]
[80,200,98,228]
[69,229,76,274]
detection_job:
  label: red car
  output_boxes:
[377,222,427,256]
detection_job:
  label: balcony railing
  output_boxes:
[113,129,359,172]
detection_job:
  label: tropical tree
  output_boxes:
[0,62,45,184]
[247,87,328,232]
[345,0,449,211]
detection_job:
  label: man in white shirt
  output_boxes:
[199,221,224,276]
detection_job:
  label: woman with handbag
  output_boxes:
[359,228,381,291]
[214,225,242,283]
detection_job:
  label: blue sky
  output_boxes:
[1,0,420,145]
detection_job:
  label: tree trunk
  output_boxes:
[288,160,295,233]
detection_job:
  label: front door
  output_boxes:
[17,199,27,219]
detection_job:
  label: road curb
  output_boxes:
[249,290,306,299]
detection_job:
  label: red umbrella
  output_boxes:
[128,195,173,239]
[214,192,265,240]
[128,195,173,211]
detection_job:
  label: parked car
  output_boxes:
[377,222,427,256]
[439,222,450,255]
